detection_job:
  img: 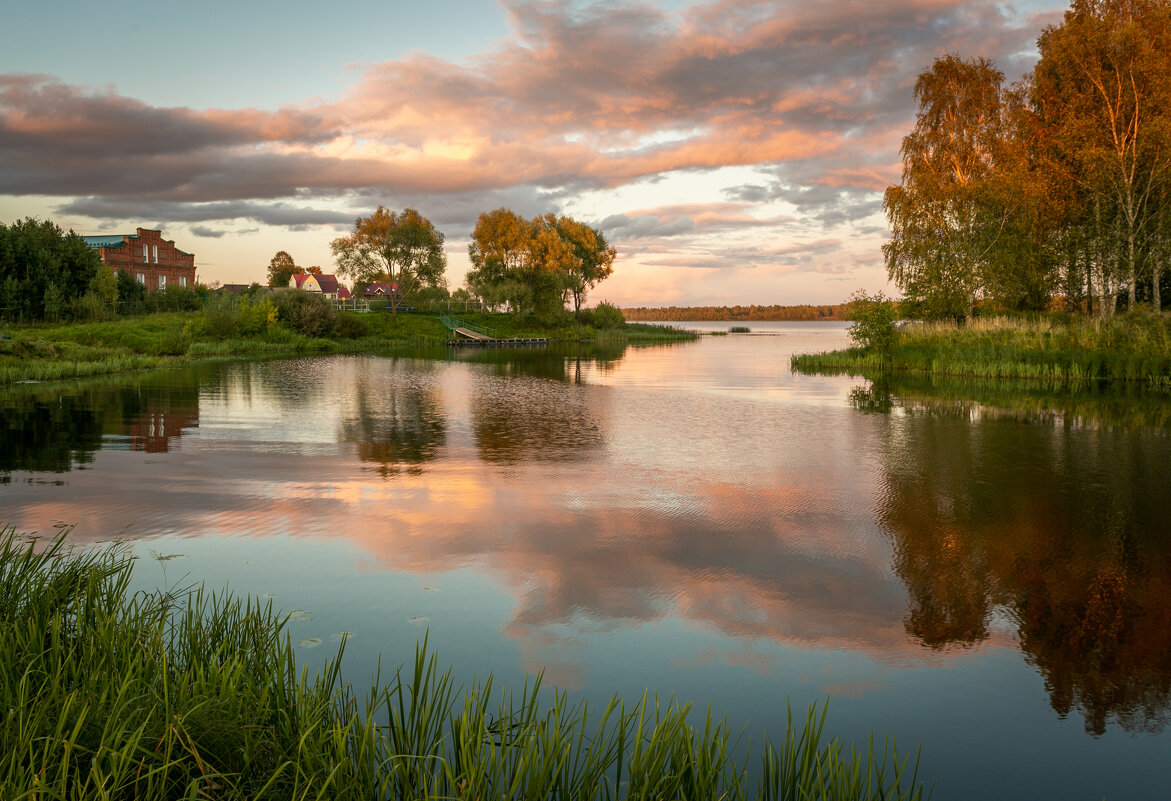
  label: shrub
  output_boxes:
[593,301,626,329]
[335,312,371,339]
[72,291,110,322]
[237,297,278,337]
[847,290,900,354]
[272,289,338,337]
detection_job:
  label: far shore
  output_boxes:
[0,310,696,386]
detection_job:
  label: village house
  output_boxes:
[289,272,349,300]
[363,282,393,296]
[80,228,196,291]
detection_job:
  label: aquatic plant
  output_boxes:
[0,526,930,800]
[792,312,1171,389]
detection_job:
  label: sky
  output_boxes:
[0,0,1068,307]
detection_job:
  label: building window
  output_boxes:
[158,275,166,290]
[137,273,145,284]
[142,245,149,263]
[152,245,158,263]
[179,276,187,288]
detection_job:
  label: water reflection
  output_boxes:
[338,360,447,477]
[470,373,606,464]
[0,372,200,474]
[853,373,1171,431]
[450,342,628,383]
[4,341,1171,753]
[872,377,1171,734]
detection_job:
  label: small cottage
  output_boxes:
[289,273,345,299]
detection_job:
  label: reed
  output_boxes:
[1,527,930,801]
[0,354,170,384]
[793,312,1171,389]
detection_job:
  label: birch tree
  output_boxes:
[883,55,1013,319]
[1032,0,1171,312]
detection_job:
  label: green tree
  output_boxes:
[846,290,900,355]
[883,55,1014,319]
[0,218,100,322]
[267,250,301,287]
[116,267,146,315]
[331,207,447,317]
[91,263,118,315]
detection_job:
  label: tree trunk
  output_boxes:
[1127,228,1137,310]
[1154,260,1162,311]
[1084,243,1093,316]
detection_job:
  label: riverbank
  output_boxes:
[1,527,927,801]
[792,312,1171,389]
[0,311,695,385]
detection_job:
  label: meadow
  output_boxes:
[0,299,694,386]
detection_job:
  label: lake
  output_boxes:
[3,320,1170,800]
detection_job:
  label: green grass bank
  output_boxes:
[792,312,1171,390]
[0,528,929,801]
[0,308,694,386]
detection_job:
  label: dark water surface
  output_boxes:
[3,320,1170,800]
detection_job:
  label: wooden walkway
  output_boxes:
[447,335,549,347]
[440,313,548,347]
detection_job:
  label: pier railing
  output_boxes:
[438,314,496,339]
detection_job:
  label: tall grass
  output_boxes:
[1,527,930,801]
[793,311,1171,389]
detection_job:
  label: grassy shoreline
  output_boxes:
[792,313,1171,390]
[1,527,929,800]
[0,311,695,386]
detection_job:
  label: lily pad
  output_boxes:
[286,609,313,622]
[407,616,430,626]
[330,631,356,642]
[298,637,322,648]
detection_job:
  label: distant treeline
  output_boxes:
[622,304,846,322]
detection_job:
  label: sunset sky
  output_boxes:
[0,0,1066,306]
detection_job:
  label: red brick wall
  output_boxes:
[98,228,197,291]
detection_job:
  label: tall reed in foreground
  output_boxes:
[0,527,930,800]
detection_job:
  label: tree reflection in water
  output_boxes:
[462,344,620,465]
[0,371,201,474]
[338,362,446,478]
[868,380,1171,735]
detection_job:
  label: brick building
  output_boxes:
[81,228,196,291]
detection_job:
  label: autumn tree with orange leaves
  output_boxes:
[467,209,615,319]
[885,0,1171,317]
[331,207,447,317]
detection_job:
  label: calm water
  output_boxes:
[3,320,1170,800]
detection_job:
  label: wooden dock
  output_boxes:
[447,336,549,347]
[440,314,547,347]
